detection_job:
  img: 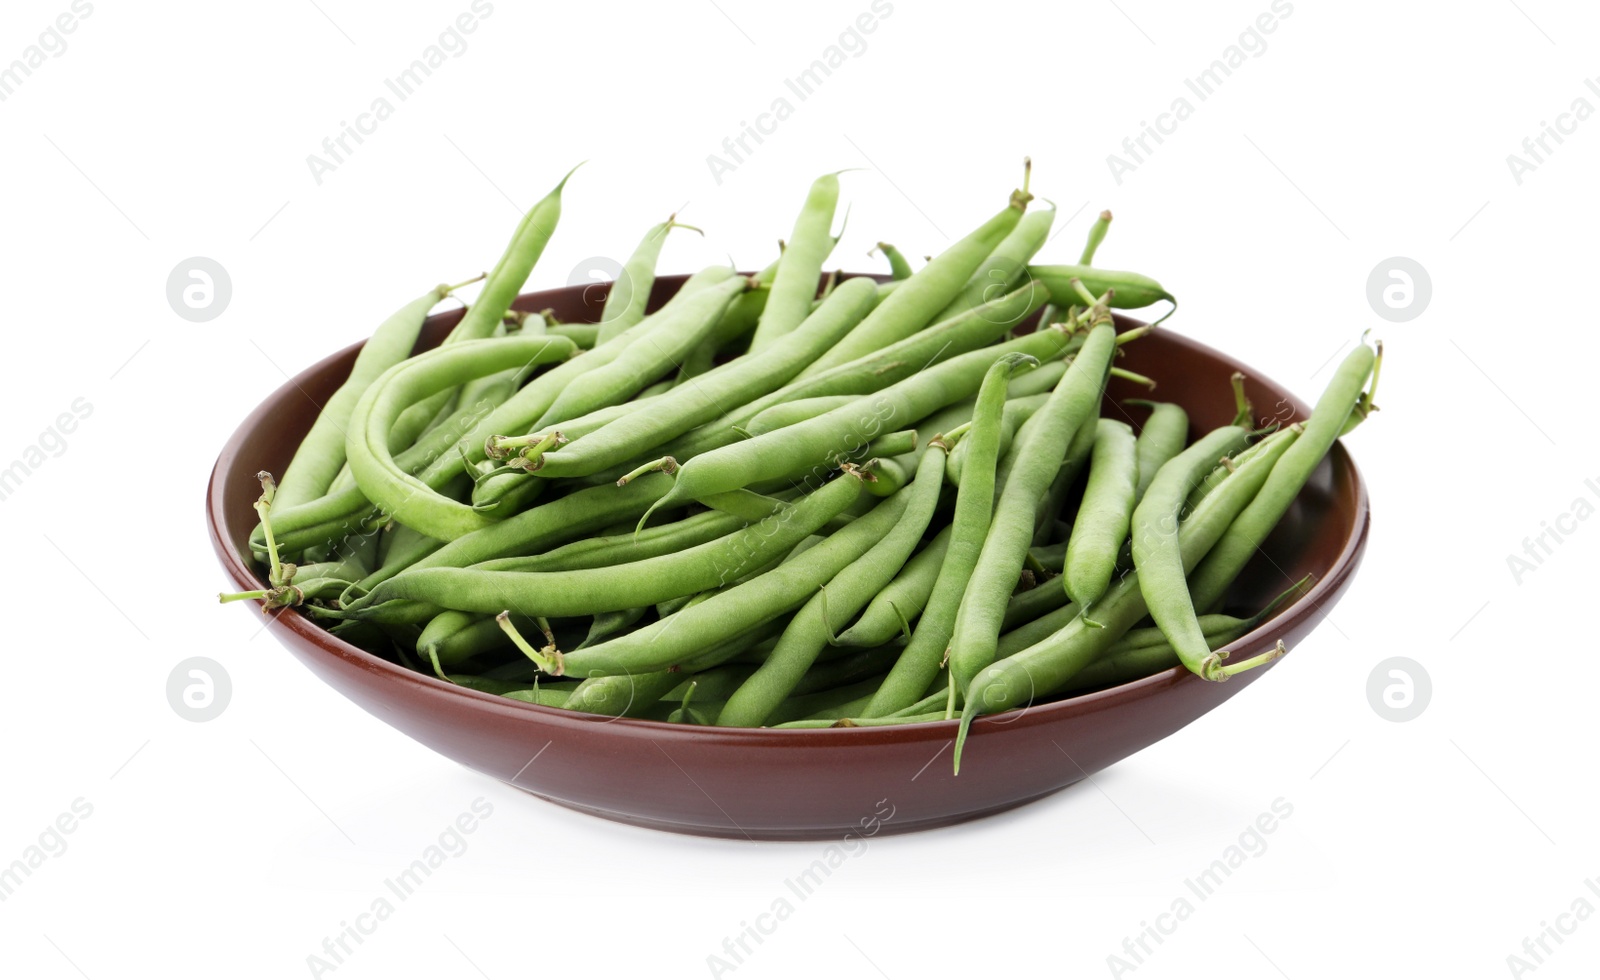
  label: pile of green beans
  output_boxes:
[221,163,1381,771]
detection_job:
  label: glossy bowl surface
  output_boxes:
[208,274,1369,840]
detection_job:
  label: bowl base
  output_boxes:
[504,779,1081,841]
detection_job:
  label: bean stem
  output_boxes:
[496,610,562,675]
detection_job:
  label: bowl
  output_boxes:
[207,274,1369,840]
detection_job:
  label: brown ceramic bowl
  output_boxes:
[208,275,1369,840]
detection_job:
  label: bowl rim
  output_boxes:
[207,291,1369,744]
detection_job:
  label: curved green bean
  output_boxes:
[832,526,951,648]
[749,172,841,353]
[594,214,698,344]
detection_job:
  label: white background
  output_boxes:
[1,0,1595,977]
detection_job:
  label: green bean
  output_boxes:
[1062,419,1138,610]
[1058,578,1313,693]
[786,709,956,728]
[1026,414,1098,546]
[343,335,576,541]
[453,166,577,342]
[664,664,757,704]
[1056,617,1253,694]
[525,277,878,479]
[994,598,1077,660]
[261,359,545,556]
[655,592,701,619]
[683,256,780,376]
[266,556,367,603]
[1186,344,1378,619]
[580,606,648,648]
[832,526,951,647]
[404,267,738,500]
[748,396,861,436]
[362,472,864,623]
[502,687,576,708]
[594,215,699,344]
[644,676,882,725]
[768,678,890,723]
[865,430,918,460]
[420,609,517,668]
[717,446,947,726]
[1079,209,1112,265]
[1026,264,1173,313]
[749,173,841,353]
[272,281,464,513]
[564,668,685,717]
[872,242,913,280]
[644,322,1075,516]
[1186,425,1296,513]
[624,283,1054,477]
[787,644,905,696]
[1001,574,1072,632]
[254,302,505,554]
[954,420,1303,770]
[695,489,803,523]
[489,508,751,573]
[1127,401,1189,503]
[864,354,1035,716]
[340,472,677,621]
[1129,425,1255,677]
[945,392,1050,486]
[1000,355,1069,398]
[558,485,910,677]
[468,393,670,511]
[451,318,524,424]
[445,673,550,696]
[347,522,441,598]
[799,174,1033,375]
[947,321,1117,699]
[534,274,748,427]
[561,618,794,716]
[1027,541,1066,573]
[548,322,600,347]
[507,310,546,335]
[885,687,952,718]
[931,205,1054,322]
